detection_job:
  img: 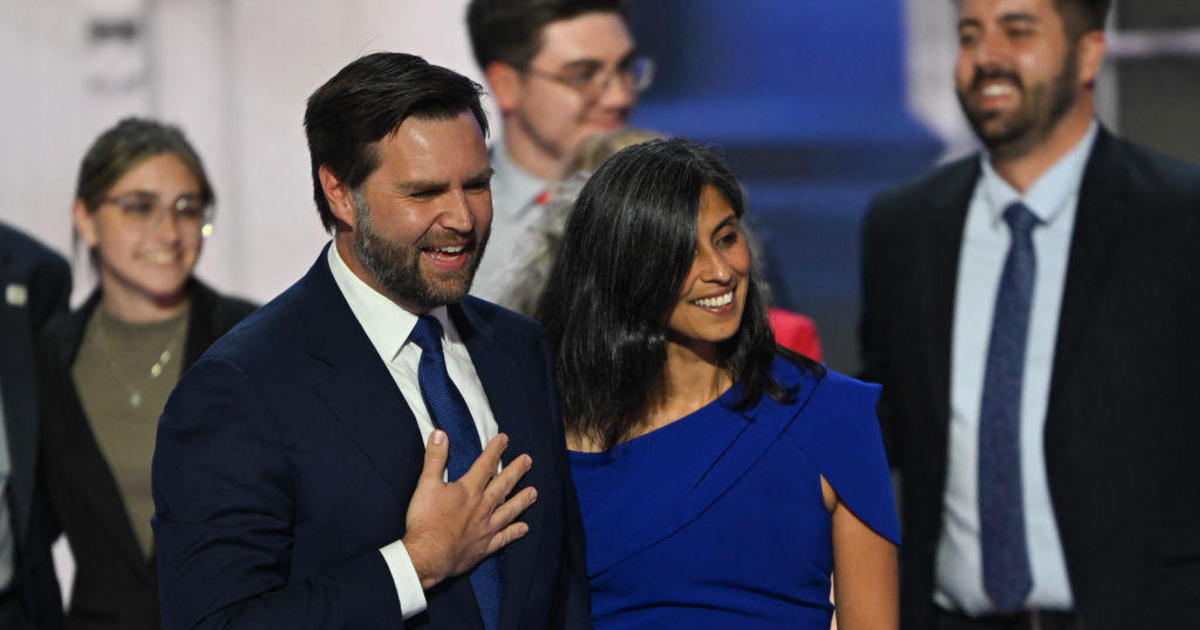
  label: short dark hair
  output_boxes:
[466,0,628,70]
[536,138,822,450]
[304,52,488,231]
[1055,0,1111,40]
[75,117,213,212]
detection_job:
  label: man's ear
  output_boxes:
[318,165,357,230]
[1076,30,1106,89]
[485,62,522,115]
[72,198,98,248]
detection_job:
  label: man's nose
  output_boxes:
[971,30,1009,68]
[597,72,637,110]
[438,188,475,232]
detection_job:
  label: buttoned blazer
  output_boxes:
[151,248,590,630]
[0,222,70,630]
[860,128,1200,630]
[36,279,256,630]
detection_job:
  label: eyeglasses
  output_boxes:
[523,56,654,101]
[100,192,215,236]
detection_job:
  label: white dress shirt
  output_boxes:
[935,121,1099,615]
[472,143,548,302]
[326,243,501,620]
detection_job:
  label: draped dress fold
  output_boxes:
[569,358,900,630]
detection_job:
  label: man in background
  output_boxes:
[0,221,69,629]
[465,0,651,299]
[860,0,1200,628]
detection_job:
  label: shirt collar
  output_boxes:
[326,242,453,362]
[979,119,1099,226]
[490,142,548,215]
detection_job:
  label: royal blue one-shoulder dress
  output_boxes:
[568,357,900,630]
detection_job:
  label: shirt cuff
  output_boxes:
[380,540,428,620]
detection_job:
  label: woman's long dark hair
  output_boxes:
[536,138,822,450]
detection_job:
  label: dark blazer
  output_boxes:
[36,279,256,630]
[0,222,70,630]
[860,128,1200,630]
[151,250,590,630]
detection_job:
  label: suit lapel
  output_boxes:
[300,255,426,504]
[1049,129,1132,402]
[450,302,545,630]
[919,159,979,441]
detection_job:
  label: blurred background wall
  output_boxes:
[1,0,1196,376]
[0,0,484,309]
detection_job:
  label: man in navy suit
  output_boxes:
[0,221,69,629]
[152,53,589,630]
[860,1,1200,629]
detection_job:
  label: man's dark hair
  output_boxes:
[304,52,488,232]
[466,0,628,70]
[953,0,1109,41]
[536,138,823,451]
[76,117,213,212]
[1055,0,1111,40]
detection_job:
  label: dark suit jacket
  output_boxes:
[860,129,1200,630]
[151,250,590,630]
[37,280,256,630]
[0,222,70,630]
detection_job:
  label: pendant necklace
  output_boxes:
[93,315,185,409]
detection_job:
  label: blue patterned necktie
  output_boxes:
[978,201,1040,614]
[409,314,501,630]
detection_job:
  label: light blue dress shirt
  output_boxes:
[472,143,548,302]
[934,121,1099,615]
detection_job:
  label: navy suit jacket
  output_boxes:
[0,222,69,630]
[152,249,590,630]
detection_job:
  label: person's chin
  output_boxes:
[420,272,473,305]
[140,283,190,308]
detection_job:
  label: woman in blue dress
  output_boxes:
[536,138,900,630]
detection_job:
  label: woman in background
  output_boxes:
[37,118,256,630]
[537,138,897,629]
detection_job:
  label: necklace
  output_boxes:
[90,311,187,409]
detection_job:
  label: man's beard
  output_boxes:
[957,45,1078,157]
[352,191,488,310]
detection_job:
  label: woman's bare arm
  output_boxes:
[823,475,898,630]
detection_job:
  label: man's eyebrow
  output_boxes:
[464,167,495,185]
[395,168,493,193]
[394,179,448,194]
[559,58,604,72]
[998,12,1039,26]
[558,47,638,72]
[957,17,982,30]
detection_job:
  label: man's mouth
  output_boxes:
[979,82,1018,98]
[423,243,468,262]
[971,67,1023,101]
